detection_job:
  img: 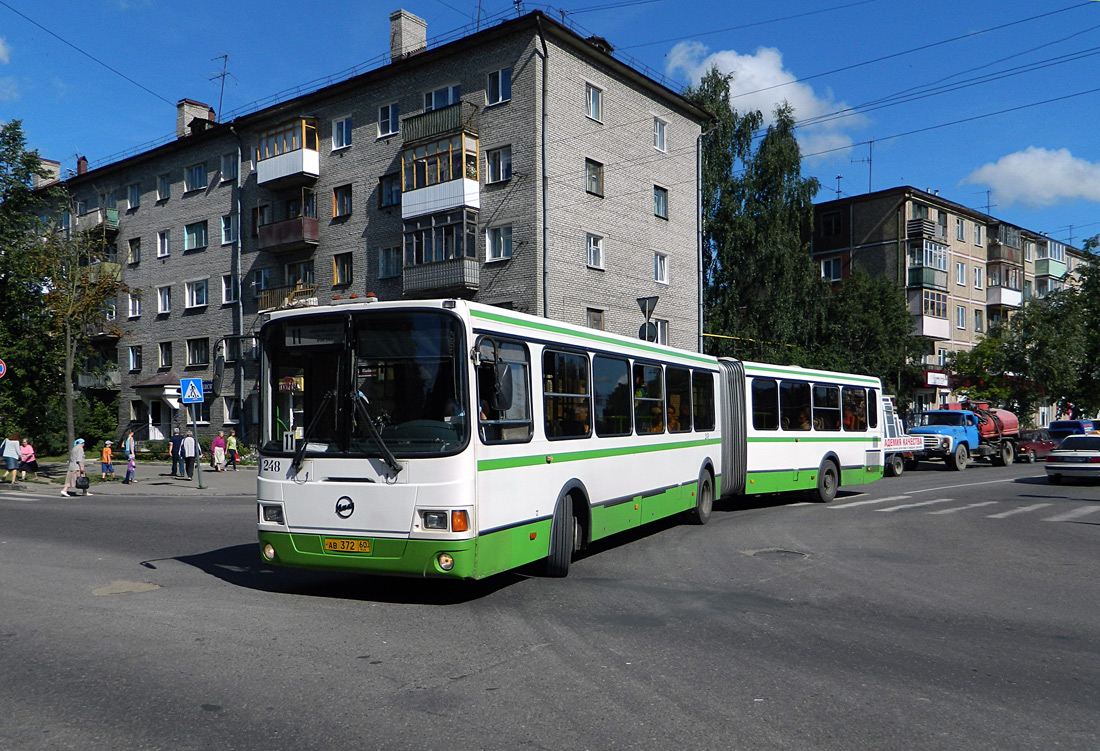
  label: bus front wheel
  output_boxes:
[885,454,904,477]
[813,461,839,503]
[689,470,714,525]
[543,494,574,577]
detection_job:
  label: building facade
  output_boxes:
[810,186,1088,421]
[38,11,708,446]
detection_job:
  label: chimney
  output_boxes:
[77,156,88,175]
[177,99,217,138]
[33,159,62,189]
[390,10,427,61]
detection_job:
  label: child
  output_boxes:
[123,453,137,485]
[101,440,115,481]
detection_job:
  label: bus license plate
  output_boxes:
[323,538,372,554]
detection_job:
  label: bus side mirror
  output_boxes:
[212,354,225,397]
[490,361,513,411]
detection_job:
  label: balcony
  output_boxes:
[402,258,479,297]
[257,282,319,311]
[257,149,320,186]
[912,315,951,340]
[907,218,945,241]
[988,244,1023,265]
[77,369,121,389]
[402,102,479,144]
[986,285,1023,309]
[907,266,948,290]
[74,208,120,235]
[258,216,320,253]
[1034,257,1067,278]
[402,178,480,220]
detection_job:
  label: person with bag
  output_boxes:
[62,438,92,497]
[2,431,20,485]
[181,431,199,480]
[225,429,239,471]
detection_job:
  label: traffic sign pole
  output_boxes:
[180,378,206,489]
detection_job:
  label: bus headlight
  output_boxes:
[437,553,455,571]
[261,504,284,524]
[423,511,448,530]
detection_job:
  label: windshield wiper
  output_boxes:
[292,389,336,476]
[353,391,403,475]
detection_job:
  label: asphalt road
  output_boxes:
[1,460,1097,750]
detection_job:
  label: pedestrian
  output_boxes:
[226,429,239,471]
[169,427,185,478]
[123,453,137,485]
[212,430,226,472]
[2,431,20,484]
[100,440,116,480]
[181,430,199,480]
[122,430,136,463]
[18,437,38,481]
[62,438,91,497]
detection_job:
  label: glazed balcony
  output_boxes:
[1034,257,1067,278]
[75,208,120,235]
[907,266,948,291]
[402,257,479,297]
[258,216,320,253]
[988,244,1023,265]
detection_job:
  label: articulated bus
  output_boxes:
[256,298,884,579]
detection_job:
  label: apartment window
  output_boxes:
[821,211,841,236]
[956,305,966,330]
[956,218,965,241]
[487,68,512,105]
[157,285,172,314]
[252,268,271,298]
[586,233,604,269]
[252,204,273,237]
[821,257,842,281]
[912,203,928,220]
[937,349,948,368]
[224,397,243,424]
[184,163,206,192]
[127,237,141,264]
[653,118,667,152]
[956,262,966,286]
[975,309,984,333]
[184,221,208,251]
[333,252,353,285]
[424,84,461,111]
[128,345,142,372]
[486,146,512,183]
[585,159,604,196]
[185,398,211,425]
[403,209,478,266]
[187,338,210,366]
[221,153,238,182]
[222,274,238,304]
[379,246,402,278]
[127,183,141,209]
[974,267,984,290]
[128,292,142,318]
[103,300,116,321]
[185,279,209,308]
[333,185,353,217]
[159,342,173,369]
[587,308,605,330]
[487,225,513,260]
[653,186,668,219]
[157,174,170,200]
[224,339,241,364]
[378,103,399,137]
[974,224,983,245]
[585,82,603,121]
[221,214,238,244]
[655,319,669,345]
[286,260,314,286]
[379,174,401,208]
[156,230,171,258]
[654,252,669,284]
[401,134,478,190]
[922,291,947,318]
[1024,241,1033,262]
[332,116,353,150]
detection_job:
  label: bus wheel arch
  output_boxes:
[543,480,589,577]
[813,454,841,503]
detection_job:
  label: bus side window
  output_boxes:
[633,362,664,434]
[867,389,879,429]
[751,378,779,430]
[813,384,841,431]
[593,355,631,437]
[692,370,715,432]
[544,349,591,440]
[842,387,867,431]
[779,380,811,431]
[476,336,533,444]
[666,366,692,433]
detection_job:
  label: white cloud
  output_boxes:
[666,41,865,160]
[962,147,1100,208]
[0,37,10,65]
[0,77,17,102]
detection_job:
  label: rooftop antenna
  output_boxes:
[835,175,843,199]
[850,140,873,193]
[971,189,995,215]
[210,54,230,120]
[476,0,482,31]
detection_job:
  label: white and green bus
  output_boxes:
[256,298,884,579]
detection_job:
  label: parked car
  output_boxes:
[1047,419,1096,441]
[1045,435,1100,484]
[1017,429,1059,463]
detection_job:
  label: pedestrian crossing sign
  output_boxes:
[180,378,204,404]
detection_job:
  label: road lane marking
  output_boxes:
[829,495,911,509]
[928,501,999,514]
[909,477,1032,494]
[0,492,41,501]
[1041,506,1100,523]
[878,498,954,512]
[988,503,1052,519]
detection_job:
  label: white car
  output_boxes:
[1044,435,1100,484]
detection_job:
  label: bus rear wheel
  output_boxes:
[543,494,574,577]
[885,454,904,477]
[689,470,714,525]
[813,461,839,503]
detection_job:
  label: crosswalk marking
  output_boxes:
[0,491,41,501]
[987,503,1052,519]
[829,495,911,509]
[928,501,999,515]
[878,498,954,512]
[1041,506,1100,523]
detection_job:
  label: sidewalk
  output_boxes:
[0,461,257,497]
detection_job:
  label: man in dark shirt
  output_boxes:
[169,428,185,478]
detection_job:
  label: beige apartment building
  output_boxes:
[810,186,1089,423]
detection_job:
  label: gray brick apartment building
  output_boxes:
[40,10,710,445]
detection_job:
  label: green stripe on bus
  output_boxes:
[478,437,722,471]
[471,308,717,365]
[743,465,882,494]
[743,364,879,385]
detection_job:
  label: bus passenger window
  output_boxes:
[544,349,591,440]
[751,379,779,430]
[780,380,811,431]
[813,384,841,431]
[593,355,631,437]
[842,387,868,431]
[867,389,879,429]
[692,370,715,432]
[633,362,664,434]
[666,366,692,433]
[476,337,532,443]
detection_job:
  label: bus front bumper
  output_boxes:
[258,531,477,579]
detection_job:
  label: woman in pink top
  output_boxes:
[211,431,227,472]
[19,438,38,481]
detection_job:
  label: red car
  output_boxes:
[1017,429,1059,463]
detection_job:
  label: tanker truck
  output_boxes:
[908,401,1020,471]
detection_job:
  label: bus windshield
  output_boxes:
[261,309,468,458]
[919,412,965,427]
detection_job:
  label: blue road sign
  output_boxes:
[180,378,205,404]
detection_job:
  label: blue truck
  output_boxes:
[908,401,1020,471]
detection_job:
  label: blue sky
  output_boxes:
[2,0,1098,246]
